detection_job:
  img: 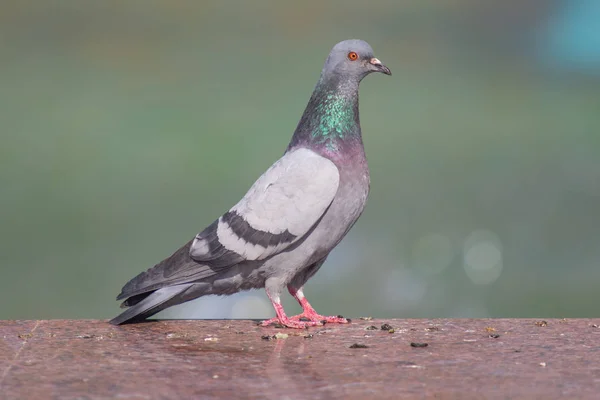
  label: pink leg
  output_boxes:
[288,286,349,324]
[260,289,322,329]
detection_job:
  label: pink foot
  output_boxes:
[260,313,349,327]
[260,316,283,327]
[261,287,350,329]
[260,316,322,329]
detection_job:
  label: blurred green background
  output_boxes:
[2,0,599,321]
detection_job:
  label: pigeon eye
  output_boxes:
[347,52,358,61]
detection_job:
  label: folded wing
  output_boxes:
[116,148,340,301]
[189,147,340,265]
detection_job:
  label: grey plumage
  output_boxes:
[110,39,391,328]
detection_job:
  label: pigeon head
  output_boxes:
[288,40,390,153]
[320,39,391,83]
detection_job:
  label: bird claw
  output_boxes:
[260,313,349,329]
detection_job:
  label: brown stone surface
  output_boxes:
[1,319,599,399]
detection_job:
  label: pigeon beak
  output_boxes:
[369,58,391,76]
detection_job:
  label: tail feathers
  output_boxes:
[119,292,151,309]
[109,284,194,325]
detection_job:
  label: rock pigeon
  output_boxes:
[110,39,391,328]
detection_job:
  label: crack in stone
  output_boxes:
[0,320,41,390]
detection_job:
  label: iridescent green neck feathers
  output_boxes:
[313,93,356,141]
[288,81,361,153]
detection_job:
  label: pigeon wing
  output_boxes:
[116,148,340,301]
[189,147,340,265]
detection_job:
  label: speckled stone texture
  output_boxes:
[1,319,599,399]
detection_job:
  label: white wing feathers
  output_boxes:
[189,148,340,264]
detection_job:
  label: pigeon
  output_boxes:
[110,39,391,328]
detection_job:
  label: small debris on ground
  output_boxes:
[261,333,289,340]
[76,334,96,339]
[485,327,496,333]
[18,333,33,340]
[489,333,501,339]
[591,324,599,328]
[304,334,313,339]
[204,337,219,342]
[388,329,395,334]
[365,325,378,331]
[539,362,547,367]
[336,315,351,323]
[397,361,417,366]
[410,342,428,348]
[535,320,548,327]
[381,323,394,331]
[235,331,245,334]
[349,343,369,349]
[165,332,188,339]
[426,326,440,332]
[360,317,373,321]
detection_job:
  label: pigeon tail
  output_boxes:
[109,283,195,325]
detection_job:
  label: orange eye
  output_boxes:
[347,51,358,61]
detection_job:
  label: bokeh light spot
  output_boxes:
[463,230,503,285]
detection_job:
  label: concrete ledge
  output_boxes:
[1,319,599,399]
